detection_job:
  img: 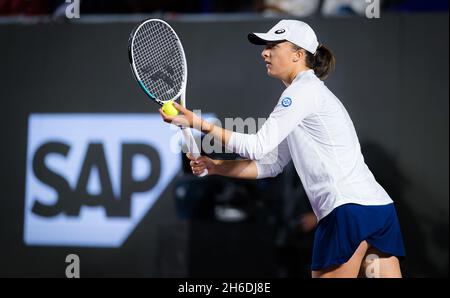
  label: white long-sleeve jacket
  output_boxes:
[227,69,393,220]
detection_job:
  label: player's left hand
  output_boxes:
[159,102,202,129]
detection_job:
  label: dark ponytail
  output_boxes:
[291,43,336,80]
[306,44,335,80]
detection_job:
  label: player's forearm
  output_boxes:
[199,119,233,147]
[211,159,258,179]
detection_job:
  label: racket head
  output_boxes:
[128,19,187,105]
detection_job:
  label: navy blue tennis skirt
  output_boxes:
[311,203,406,271]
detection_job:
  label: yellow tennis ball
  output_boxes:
[162,101,179,116]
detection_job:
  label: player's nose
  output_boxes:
[261,48,269,60]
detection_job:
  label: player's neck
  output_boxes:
[282,66,311,87]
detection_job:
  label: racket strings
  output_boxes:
[132,21,185,102]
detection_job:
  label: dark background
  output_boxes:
[0,13,448,277]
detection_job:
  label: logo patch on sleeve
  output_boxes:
[281,97,292,107]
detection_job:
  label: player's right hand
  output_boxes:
[186,153,215,176]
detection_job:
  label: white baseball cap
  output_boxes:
[248,20,319,54]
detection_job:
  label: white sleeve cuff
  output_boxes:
[227,131,267,160]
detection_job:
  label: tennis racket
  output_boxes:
[128,18,207,177]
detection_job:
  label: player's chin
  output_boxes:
[266,69,278,78]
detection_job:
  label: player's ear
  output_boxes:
[293,49,303,62]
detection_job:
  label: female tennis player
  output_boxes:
[160,20,405,278]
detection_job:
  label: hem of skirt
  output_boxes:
[365,240,406,261]
[311,239,406,271]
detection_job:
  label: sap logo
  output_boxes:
[32,141,160,218]
[24,114,181,247]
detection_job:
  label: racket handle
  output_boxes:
[181,127,208,177]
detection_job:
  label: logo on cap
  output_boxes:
[275,29,285,34]
[281,97,292,107]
